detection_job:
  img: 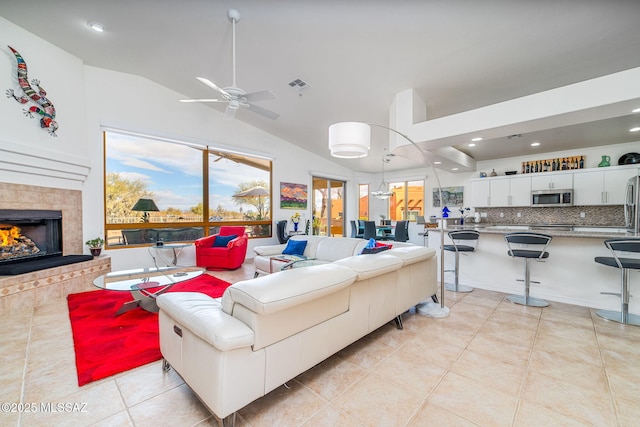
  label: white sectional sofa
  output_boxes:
[157,237,437,426]
[252,235,413,276]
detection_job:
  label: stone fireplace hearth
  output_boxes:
[0,183,110,316]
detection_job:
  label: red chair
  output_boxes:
[195,226,248,270]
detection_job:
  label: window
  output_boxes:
[387,180,424,221]
[358,184,369,220]
[104,131,272,248]
[312,177,346,237]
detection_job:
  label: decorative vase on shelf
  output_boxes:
[598,155,611,167]
[489,169,497,177]
[293,222,299,232]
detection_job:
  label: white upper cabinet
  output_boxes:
[530,172,573,190]
[470,179,491,207]
[471,175,531,207]
[490,176,531,207]
[573,166,638,205]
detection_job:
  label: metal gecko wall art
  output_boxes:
[5,46,59,137]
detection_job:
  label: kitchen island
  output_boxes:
[428,224,639,313]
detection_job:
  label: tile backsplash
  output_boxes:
[476,205,624,226]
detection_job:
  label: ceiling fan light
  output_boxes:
[328,122,371,158]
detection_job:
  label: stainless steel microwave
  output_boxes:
[531,189,573,207]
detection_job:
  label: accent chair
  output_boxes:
[195,226,248,270]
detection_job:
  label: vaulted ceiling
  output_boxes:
[2,0,640,172]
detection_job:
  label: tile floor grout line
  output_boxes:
[16,307,35,427]
[590,309,623,427]
[510,303,544,427]
[404,290,499,427]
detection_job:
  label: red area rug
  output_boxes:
[67,274,231,386]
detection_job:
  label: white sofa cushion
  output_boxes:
[314,237,368,261]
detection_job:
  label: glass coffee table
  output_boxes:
[93,266,204,315]
[269,255,323,273]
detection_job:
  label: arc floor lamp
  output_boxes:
[328,122,447,312]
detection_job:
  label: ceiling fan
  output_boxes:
[180,9,279,120]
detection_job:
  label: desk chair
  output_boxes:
[504,232,552,307]
[594,238,640,326]
[443,230,480,292]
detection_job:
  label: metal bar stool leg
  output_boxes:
[507,258,549,307]
[596,268,640,326]
[445,250,473,293]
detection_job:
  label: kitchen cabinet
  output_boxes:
[490,175,531,206]
[573,166,638,205]
[530,172,573,190]
[470,179,490,207]
[471,175,531,207]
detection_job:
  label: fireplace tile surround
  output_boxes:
[0,183,111,316]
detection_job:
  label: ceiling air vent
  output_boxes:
[288,78,311,92]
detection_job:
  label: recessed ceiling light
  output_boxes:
[632,108,640,113]
[471,137,483,142]
[451,167,459,171]
[433,161,442,165]
[87,22,104,32]
[531,142,541,147]
[630,127,640,132]
[468,143,476,147]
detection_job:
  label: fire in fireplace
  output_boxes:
[0,224,41,260]
[0,209,62,264]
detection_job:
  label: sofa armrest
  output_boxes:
[157,292,254,351]
[253,244,287,256]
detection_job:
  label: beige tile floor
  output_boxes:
[2,261,639,426]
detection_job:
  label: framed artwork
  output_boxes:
[432,186,464,207]
[280,182,308,209]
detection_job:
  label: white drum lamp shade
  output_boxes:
[328,122,371,158]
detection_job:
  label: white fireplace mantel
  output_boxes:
[0,138,91,187]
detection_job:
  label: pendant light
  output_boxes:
[371,154,393,200]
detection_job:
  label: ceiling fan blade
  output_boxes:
[246,103,279,120]
[179,98,226,103]
[243,90,276,102]
[196,77,230,97]
[223,106,238,120]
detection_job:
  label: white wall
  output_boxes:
[1,16,362,271]
[0,16,90,190]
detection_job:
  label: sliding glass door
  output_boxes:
[312,176,346,237]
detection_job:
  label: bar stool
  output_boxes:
[594,238,640,326]
[443,230,480,292]
[504,232,552,307]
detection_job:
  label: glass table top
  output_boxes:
[93,266,204,292]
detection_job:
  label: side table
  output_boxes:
[149,243,192,267]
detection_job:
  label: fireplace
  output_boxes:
[0,209,63,263]
[0,209,92,276]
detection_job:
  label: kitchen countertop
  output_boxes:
[434,224,637,239]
